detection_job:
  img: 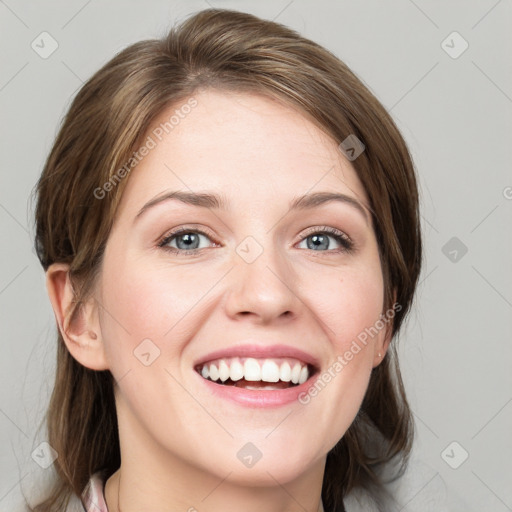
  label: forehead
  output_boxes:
[115,89,369,220]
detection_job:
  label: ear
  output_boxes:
[45,263,109,371]
[372,289,398,368]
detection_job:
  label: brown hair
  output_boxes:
[29,8,422,511]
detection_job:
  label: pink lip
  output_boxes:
[194,369,319,408]
[193,343,320,369]
[192,343,320,408]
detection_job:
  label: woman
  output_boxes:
[29,8,429,512]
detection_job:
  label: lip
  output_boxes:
[194,367,319,408]
[193,343,320,369]
[193,343,320,408]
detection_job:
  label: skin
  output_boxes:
[46,89,393,512]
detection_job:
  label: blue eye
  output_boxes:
[297,226,354,253]
[158,228,214,255]
[158,225,354,256]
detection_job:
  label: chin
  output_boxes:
[200,442,325,487]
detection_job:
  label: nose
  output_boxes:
[223,239,301,325]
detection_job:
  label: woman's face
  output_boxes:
[94,89,389,486]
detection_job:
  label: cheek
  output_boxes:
[299,262,384,418]
[306,264,384,350]
[98,259,215,357]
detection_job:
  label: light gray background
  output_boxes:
[1,0,511,510]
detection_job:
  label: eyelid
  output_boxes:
[298,225,352,243]
[157,225,219,253]
[157,224,355,256]
[160,224,217,240]
[296,225,354,252]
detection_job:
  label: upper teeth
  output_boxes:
[199,357,310,385]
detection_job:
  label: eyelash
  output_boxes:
[157,225,354,256]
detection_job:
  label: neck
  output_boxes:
[105,459,326,512]
[105,396,327,512]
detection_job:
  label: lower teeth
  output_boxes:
[242,385,285,390]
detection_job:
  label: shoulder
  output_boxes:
[66,470,109,512]
[343,452,470,512]
[71,460,469,512]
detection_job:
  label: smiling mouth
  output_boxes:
[195,357,316,390]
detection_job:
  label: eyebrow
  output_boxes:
[134,190,369,224]
[290,191,369,224]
